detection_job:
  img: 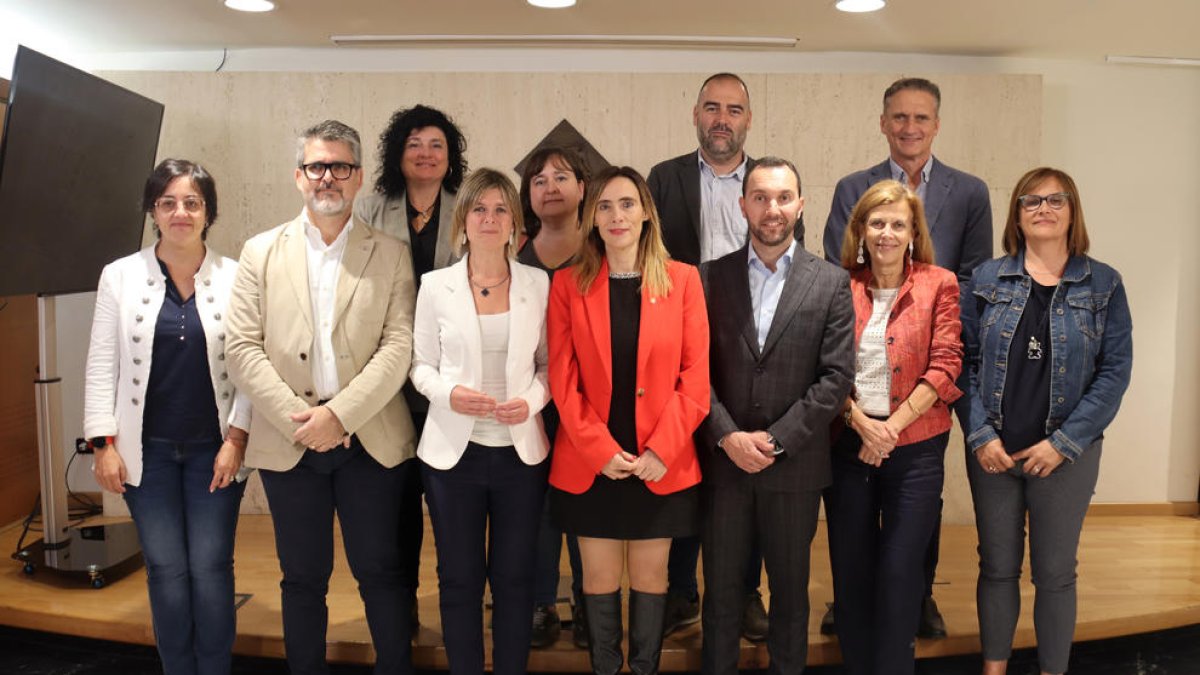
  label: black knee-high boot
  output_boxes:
[628,590,668,675]
[584,591,623,675]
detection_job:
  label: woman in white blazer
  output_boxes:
[411,168,551,675]
[83,159,251,675]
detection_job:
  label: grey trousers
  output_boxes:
[966,439,1102,675]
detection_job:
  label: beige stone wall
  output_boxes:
[98,70,1042,521]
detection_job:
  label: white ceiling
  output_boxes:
[2,0,1197,62]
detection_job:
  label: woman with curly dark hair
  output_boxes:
[354,104,469,631]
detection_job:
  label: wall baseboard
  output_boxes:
[1087,502,1199,517]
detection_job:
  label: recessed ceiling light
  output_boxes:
[528,0,576,7]
[224,0,275,12]
[835,0,885,12]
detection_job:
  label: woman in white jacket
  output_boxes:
[410,168,550,675]
[83,159,251,675]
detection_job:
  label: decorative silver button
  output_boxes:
[221,392,230,400]
[146,279,154,286]
[142,297,150,304]
[214,312,221,320]
[220,372,228,380]
[218,333,225,341]
[207,296,214,303]
[132,378,140,385]
[132,398,140,405]
[135,314,143,322]
[133,358,142,365]
[132,336,141,343]
[203,279,211,286]
[218,353,225,361]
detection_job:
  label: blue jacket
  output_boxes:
[964,251,1133,461]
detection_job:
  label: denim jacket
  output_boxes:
[963,251,1132,461]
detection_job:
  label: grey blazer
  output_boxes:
[698,245,855,493]
[822,156,992,284]
[354,189,461,272]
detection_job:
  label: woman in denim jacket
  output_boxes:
[964,167,1133,675]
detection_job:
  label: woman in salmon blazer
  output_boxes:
[547,165,710,675]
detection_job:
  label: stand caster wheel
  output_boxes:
[89,574,106,589]
[22,563,35,575]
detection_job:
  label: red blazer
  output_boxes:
[849,261,963,445]
[548,259,710,495]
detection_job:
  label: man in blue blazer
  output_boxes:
[821,76,993,639]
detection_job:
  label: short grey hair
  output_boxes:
[295,119,362,166]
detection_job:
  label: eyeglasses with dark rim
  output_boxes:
[1017,192,1071,212]
[154,197,206,214]
[301,162,360,181]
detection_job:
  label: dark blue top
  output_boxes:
[142,258,221,442]
[999,280,1053,453]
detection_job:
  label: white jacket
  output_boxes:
[411,256,550,470]
[83,245,251,486]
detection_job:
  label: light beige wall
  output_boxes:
[84,47,1200,516]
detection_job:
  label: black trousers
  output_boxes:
[700,479,821,675]
[260,439,415,675]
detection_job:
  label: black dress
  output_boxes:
[550,275,699,540]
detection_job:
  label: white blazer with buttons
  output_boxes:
[411,256,551,470]
[83,245,252,487]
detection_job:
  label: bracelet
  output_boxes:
[906,398,924,417]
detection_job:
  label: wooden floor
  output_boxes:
[2,512,1199,671]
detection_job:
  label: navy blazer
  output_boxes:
[822,157,993,285]
[648,151,761,266]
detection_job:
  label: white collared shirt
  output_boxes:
[747,239,796,350]
[698,151,749,263]
[302,211,354,400]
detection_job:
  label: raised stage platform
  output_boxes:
[3,511,1198,670]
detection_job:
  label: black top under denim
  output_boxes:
[999,279,1054,454]
[143,258,221,442]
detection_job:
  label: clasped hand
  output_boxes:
[601,449,667,482]
[721,430,776,473]
[291,405,349,452]
[450,385,529,424]
[855,417,900,467]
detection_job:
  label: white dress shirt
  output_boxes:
[747,239,796,350]
[698,151,749,263]
[303,212,354,400]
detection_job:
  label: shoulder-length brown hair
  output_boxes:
[840,179,935,271]
[573,166,673,297]
[1002,167,1090,257]
[450,168,522,258]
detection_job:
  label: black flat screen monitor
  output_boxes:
[0,46,163,296]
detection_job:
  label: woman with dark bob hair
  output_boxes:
[826,180,963,675]
[547,166,709,675]
[965,167,1132,675]
[84,159,251,674]
[354,103,469,624]
[517,146,590,648]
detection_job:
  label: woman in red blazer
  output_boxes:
[826,180,963,675]
[547,166,709,675]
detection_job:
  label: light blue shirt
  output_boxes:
[698,151,749,263]
[747,239,797,350]
[889,156,933,203]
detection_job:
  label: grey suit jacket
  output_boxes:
[225,215,418,472]
[354,189,461,272]
[822,156,992,284]
[698,245,855,493]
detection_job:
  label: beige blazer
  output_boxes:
[354,189,461,271]
[410,257,551,470]
[225,214,417,472]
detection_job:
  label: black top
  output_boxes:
[406,195,441,288]
[607,276,642,455]
[516,239,564,441]
[1000,279,1054,453]
[142,258,221,442]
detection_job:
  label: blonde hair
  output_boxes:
[574,166,672,297]
[450,168,522,258]
[840,179,935,271]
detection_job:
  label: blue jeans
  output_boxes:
[826,430,948,675]
[423,444,548,675]
[123,438,245,675]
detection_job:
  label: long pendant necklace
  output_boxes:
[1026,285,1053,360]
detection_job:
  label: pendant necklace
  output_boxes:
[1026,285,1052,361]
[469,267,510,297]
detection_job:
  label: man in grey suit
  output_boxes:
[700,158,855,675]
[821,76,992,638]
[647,72,770,640]
[226,120,418,675]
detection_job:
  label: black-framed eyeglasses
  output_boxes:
[301,162,359,181]
[1017,192,1070,212]
[154,196,205,214]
